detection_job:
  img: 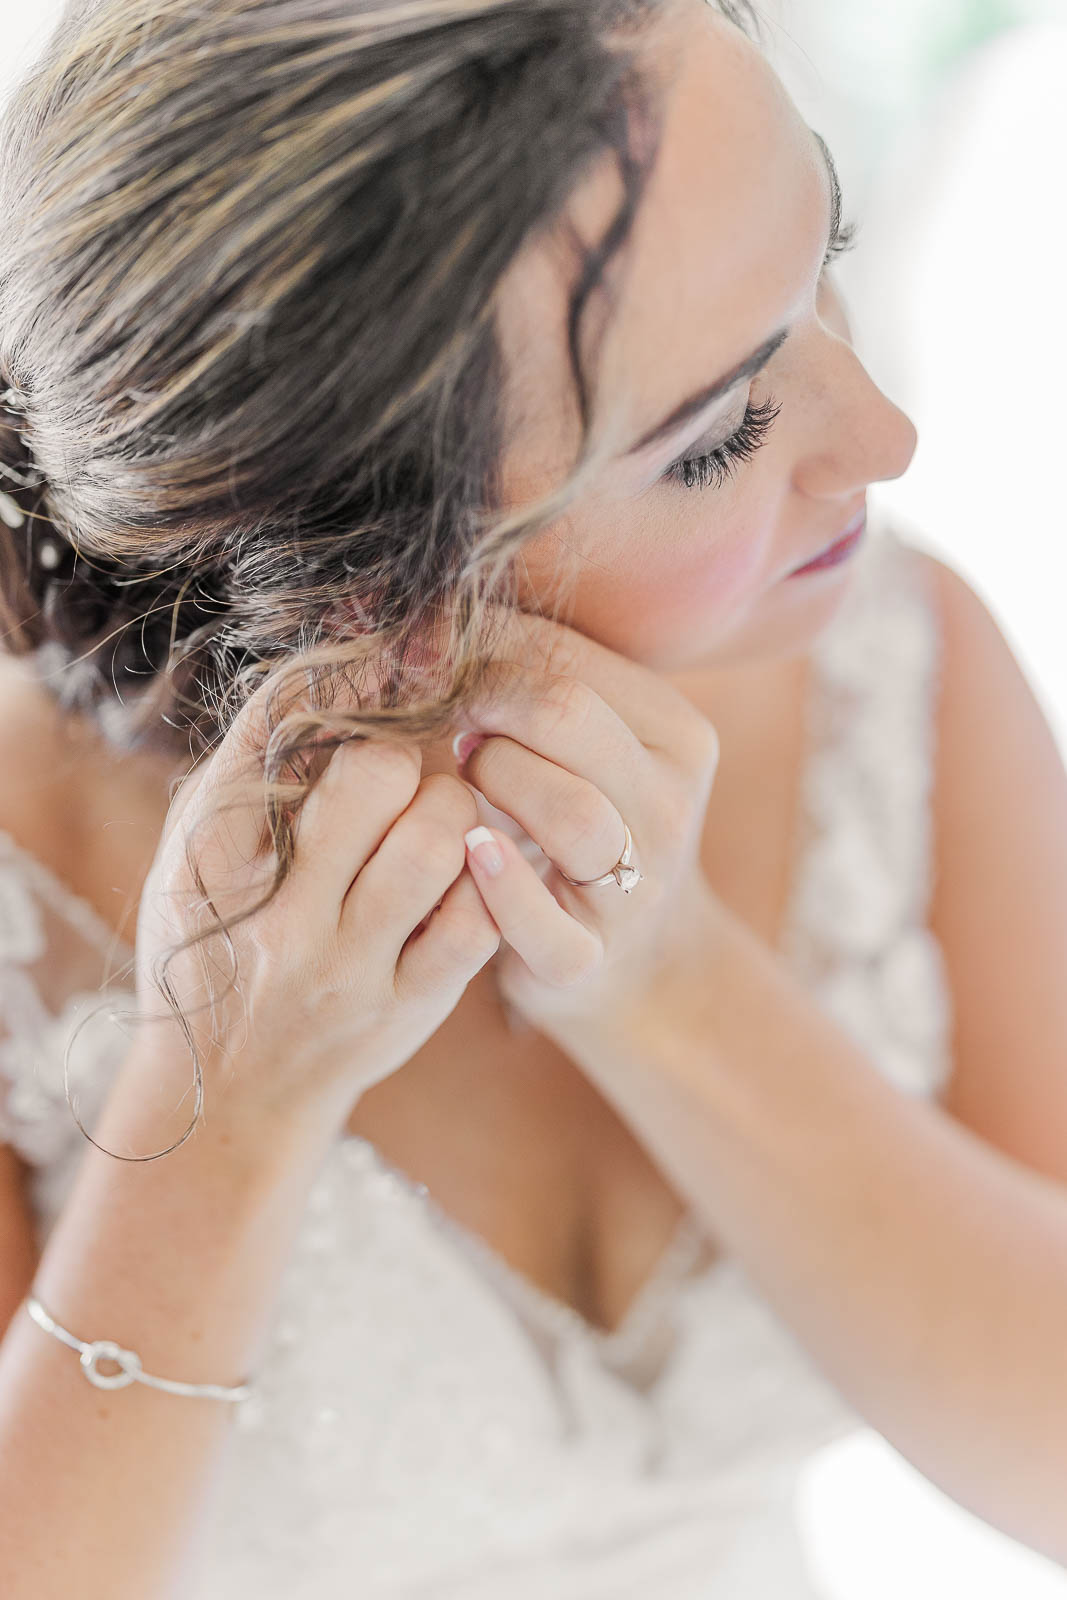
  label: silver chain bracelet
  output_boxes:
[24,1296,254,1404]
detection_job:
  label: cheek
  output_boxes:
[620,500,772,641]
[636,519,765,620]
[532,504,773,665]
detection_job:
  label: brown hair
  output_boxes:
[0,0,759,1156]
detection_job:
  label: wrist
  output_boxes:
[106,1034,349,1182]
[544,887,736,1091]
[623,885,737,1047]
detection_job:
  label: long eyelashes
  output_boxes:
[662,216,861,494]
[662,396,783,491]
[825,217,860,264]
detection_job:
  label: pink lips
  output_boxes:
[788,508,867,577]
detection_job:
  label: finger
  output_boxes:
[475,602,714,757]
[342,772,481,970]
[170,662,351,870]
[455,660,661,873]
[284,737,422,926]
[462,825,600,987]
[395,862,501,999]
[459,658,650,798]
[461,734,628,892]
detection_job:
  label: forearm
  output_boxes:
[0,1043,345,1598]
[564,908,1067,1564]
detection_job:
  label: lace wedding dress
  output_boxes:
[0,509,953,1598]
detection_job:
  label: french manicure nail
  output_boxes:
[452,729,484,767]
[464,825,504,876]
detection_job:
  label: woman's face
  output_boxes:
[494,1,918,673]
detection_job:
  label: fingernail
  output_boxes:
[464,825,504,877]
[451,732,476,768]
[451,729,484,768]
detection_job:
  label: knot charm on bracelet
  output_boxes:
[81,1338,143,1390]
[23,1295,254,1403]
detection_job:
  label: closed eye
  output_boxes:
[660,213,861,494]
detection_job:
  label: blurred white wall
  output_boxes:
[0,0,64,100]
[844,23,1067,755]
[764,2,1067,754]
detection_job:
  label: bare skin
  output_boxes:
[0,2,918,1337]
[5,3,1067,1580]
[0,633,807,1335]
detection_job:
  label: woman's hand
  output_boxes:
[134,671,503,1131]
[452,607,722,1044]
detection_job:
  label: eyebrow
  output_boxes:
[625,126,843,458]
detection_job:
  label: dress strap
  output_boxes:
[0,827,136,961]
[779,516,954,1097]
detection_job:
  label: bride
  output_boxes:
[1,0,1065,1593]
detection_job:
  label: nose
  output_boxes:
[791,285,919,501]
[794,362,918,503]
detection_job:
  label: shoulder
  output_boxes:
[918,545,1016,664]
[913,547,1063,790]
[0,653,182,955]
[0,660,71,1207]
[911,549,1067,1169]
[0,653,78,876]
[912,544,1067,877]
[0,652,125,912]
